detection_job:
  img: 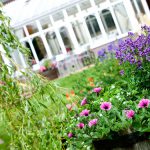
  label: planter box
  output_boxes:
[93,132,150,150]
[39,68,59,80]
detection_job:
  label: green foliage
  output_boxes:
[43,59,51,70]
[0,7,67,150]
[61,30,150,149]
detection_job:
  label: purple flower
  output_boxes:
[128,32,134,37]
[119,70,124,76]
[77,123,85,129]
[100,102,112,111]
[81,98,87,106]
[108,43,114,52]
[88,119,98,127]
[80,109,90,116]
[125,110,135,119]
[98,49,105,57]
[138,99,150,108]
[68,132,73,138]
[93,87,102,93]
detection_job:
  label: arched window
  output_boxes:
[131,0,146,23]
[46,32,62,56]
[32,37,47,61]
[59,27,74,53]
[100,9,116,34]
[114,3,131,33]
[86,15,101,38]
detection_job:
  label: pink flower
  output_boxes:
[93,87,102,93]
[81,98,87,106]
[68,132,73,138]
[66,104,72,111]
[77,123,85,129]
[88,119,98,127]
[125,110,135,119]
[80,109,90,116]
[66,103,76,111]
[138,99,150,108]
[100,102,112,111]
[39,66,47,72]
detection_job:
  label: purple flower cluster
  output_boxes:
[98,48,106,56]
[116,26,150,67]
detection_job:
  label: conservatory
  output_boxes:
[2,0,150,76]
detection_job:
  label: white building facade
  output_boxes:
[2,0,150,75]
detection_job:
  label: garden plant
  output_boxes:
[0,3,150,149]
[64,26,150,149]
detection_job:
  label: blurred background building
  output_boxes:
[1,0,150,77]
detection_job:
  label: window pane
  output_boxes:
[131,0,145,23]
[11,50,25,69]
[23,42,37,66]
[114,3,132,33]
[66,6,78,16]
[32,37,47,60]
[46,32,62,56]
[131,0,137,14]
[52,11,64,22]
[15,28,26,39]
[60,27,74,52]
[80,0,91,11]
[94,0,106,5]
[72,21,88,45]
[86,15,101,38]
[137,0,145,14]
[40,16,52,29]
[100,9,117,34]
[26,22,38,35]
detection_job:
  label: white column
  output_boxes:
[141,0,150,19]
[63,10,80,51]
[36,20,52,59]
[123,0,139,31]
[90,0,107,39]
[23,26,40,64]
[76,4,92,43]
[49,15,67,55]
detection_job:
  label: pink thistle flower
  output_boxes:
[80,109,90,116]
[138,99,150,108]
[93,87,102,93]
[39,66,47,72]
[68,132,73,138]
[88,119,98,127]
[125,110,135,119]
[100,102,112,111]
[77,123,85,129]
[81,98,87,106]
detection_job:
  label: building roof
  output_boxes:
[3,0,81,28]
